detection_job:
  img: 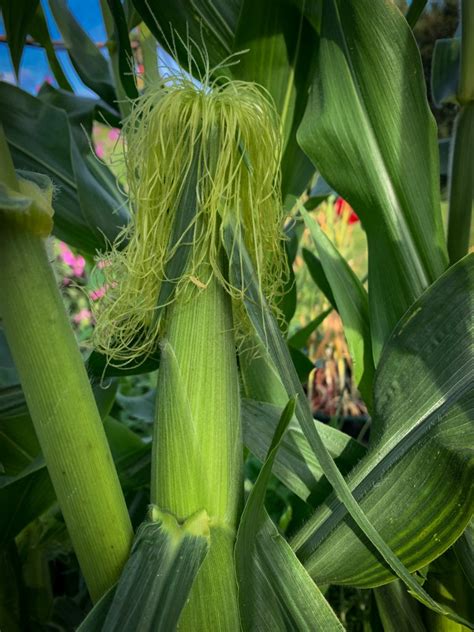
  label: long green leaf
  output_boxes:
[0,0,39,75]
[130,0,240,77]
[242,397,366,505]
[106,0,139,101]
[291,255,474,597]
[224,219,472,625]
[236,397,344,631]
[48,0,117,106]
[302,247,337,309]
[446,103,474,264]
[454,519,474,588]
[232,0,316,197]
[431,37,461,108]
[405,0,429,28]
[0,458,54,547]
[300,206,374,406]
[79,509,210,631]
[374,581,427,632]
[0,82,126,254]
[28,3,73,91]
[287,307,332,350]
[297,0,448,361]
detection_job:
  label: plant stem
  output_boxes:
[459,0,474,105]
[0,226,133,601]
[0,126,133,599]
[152,269,242,629]
[446,102,474,263]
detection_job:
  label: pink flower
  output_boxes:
[108,128,120,142]
[89,286,107,301]
[58,242,85,277]
[73,308,92,324]
[72,255,85,277]
[95,142,105,159]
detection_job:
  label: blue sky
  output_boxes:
[0,0,108,96]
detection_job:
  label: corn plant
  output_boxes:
[0,0,472,630]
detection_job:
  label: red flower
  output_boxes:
[334,197,359,224]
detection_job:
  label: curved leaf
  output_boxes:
[48,0,117,106]
[297,0,448,361]
[130,0,240,77]
[233,0,316,197]
[292,255,474,592]
[300,206,374,406]
[223,218,460,621]
[106,0,139,101]
[0,0,39,75]
[235,398,344,631]
[0,82,126,254]
[79,509,210,632]
[242,397,366,506]
[431,38,461,108]
[28,2,73,91]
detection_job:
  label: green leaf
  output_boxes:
[454,519,474,588]
[431,38,461,108]
[297,0,448,362]
[79,509,210,631]
[446,104,474,264]
[374,581,427,632]
[302,247,337,309]
[48,0,117,106]
[300,206,374,407]
[405,0,429,28]
[232,0,316,197]
[106,0,139,101]
[0,82,126,254]
[235,397,344,631]
[0,383,146,544]
[276,242,297,326]
[28,3,73,91]
[39,83,128,247]
[289,346,313,383]
[224,219,473,625]
[288,308,332,350]
[0,412,40,476]
[242,397,366,505]
[130,0,240,77]
[0,458,55,547]
[0,0,39,75]
[292,255,474,595]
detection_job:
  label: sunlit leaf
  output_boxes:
[297,0,448,361]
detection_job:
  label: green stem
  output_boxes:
[0,128,133,599]
[446,102,474,263]
[152,269,242,629]
[459,0,474,104]
[0,226,133,601]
